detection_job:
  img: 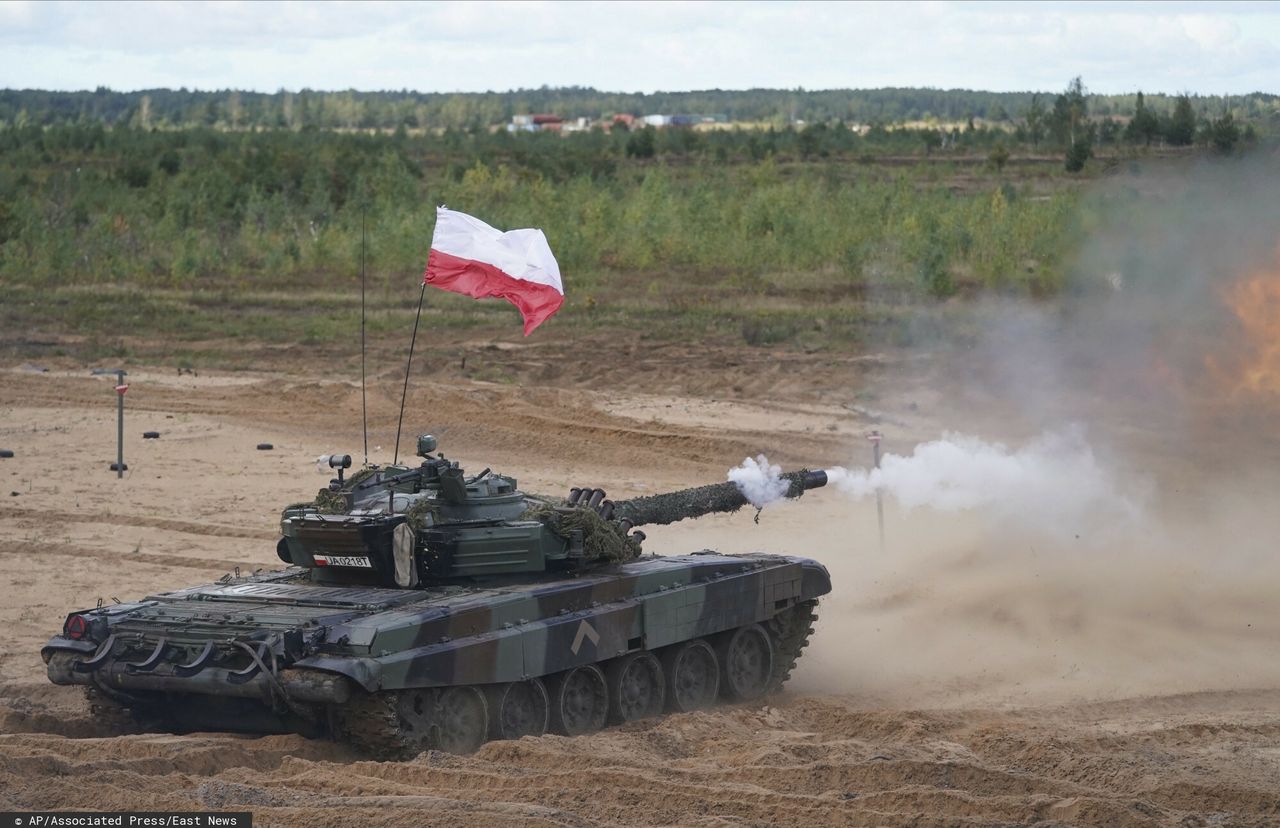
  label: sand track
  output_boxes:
[2,695,1276,826]
[1,363,1277,826]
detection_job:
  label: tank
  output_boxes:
[42,435,832,758]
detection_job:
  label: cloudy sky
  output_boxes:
[1,0,1277,95]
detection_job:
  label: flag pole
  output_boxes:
[393,281,427,465]
[360,210,369,467]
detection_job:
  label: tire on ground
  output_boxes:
[547,664,609,736]
[605,651,665,724]
[661,638,720,713]
[486,678,550,740]
[716,624,774,701]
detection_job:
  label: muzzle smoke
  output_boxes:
[729,429,1140,540]
[727,454,790,509]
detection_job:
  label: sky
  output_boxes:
[1,0,1277,95]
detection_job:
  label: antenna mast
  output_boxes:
[393,282,427,465]
[360,211,369,467]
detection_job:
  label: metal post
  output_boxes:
[115,370,127,478]
[869,430,884,551]
[93,368,128,477]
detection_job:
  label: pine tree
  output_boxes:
[1023,94,1046,147]
[1125,91,1159,146]
[1209,112,1240,154]
[1166,94,1196,146]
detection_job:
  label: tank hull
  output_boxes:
[44,551,830,753]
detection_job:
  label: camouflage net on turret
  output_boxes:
[313,488,351,514]
[520,504,642,563]
[312,468,382,515]
[403,497,441,531]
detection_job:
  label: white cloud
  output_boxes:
[0,0,1276,93]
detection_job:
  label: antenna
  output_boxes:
[393,282,428,465]
[360,210,369,467]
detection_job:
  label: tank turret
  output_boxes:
[276,434,827,589]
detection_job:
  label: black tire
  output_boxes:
[432,686,489,754]
[717,624,774,701]
[605,651,665,724]
[662,639,720,713]
[390,688,436,754]
[547,664,608,736]
[487,679,550,740]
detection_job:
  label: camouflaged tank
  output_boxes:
[42,435,832,757]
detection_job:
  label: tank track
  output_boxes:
[331,602,819,759]
[85,687,145,733]
[334,690,418,760]
[766,599,818,691]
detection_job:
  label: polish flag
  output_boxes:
[423,207,564,335]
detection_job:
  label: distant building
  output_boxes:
[532,114,564,131]
[507,114,536,133]
[507,113,566,133]
[642,114,667,127]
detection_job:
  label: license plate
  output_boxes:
[313,555,373,568]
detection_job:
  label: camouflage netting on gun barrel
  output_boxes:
[612,470,814,527]
[521,504,642,563]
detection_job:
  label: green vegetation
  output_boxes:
[1,82,1274,365]
[0,124,1076,295]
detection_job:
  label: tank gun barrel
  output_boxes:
[612,469,827,529]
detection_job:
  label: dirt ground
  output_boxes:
[1,339,1278,827]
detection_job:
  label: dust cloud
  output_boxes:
[825,426,1142,541]
[781,156,1280,707]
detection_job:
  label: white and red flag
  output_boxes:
[422,207,564,335]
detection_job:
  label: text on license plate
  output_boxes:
[313,554,373,568]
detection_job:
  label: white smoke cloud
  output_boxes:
[729,454,790,509]
[826,427,1143,538]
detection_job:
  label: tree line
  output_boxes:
[2,85,1276,134]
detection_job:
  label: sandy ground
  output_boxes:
[1,354,1278,827]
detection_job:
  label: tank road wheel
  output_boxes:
[433,686,490,754]
[548,664,608,736]
[662,639,720,713]
[606,651,665,724]
[717,624,774,701]
[392,689,437,753]
[487,679,550,740]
